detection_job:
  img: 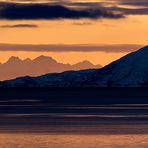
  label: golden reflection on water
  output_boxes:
[0,134,148,148]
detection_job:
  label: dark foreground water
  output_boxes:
[1,104,148,147]
[1,88,148,147]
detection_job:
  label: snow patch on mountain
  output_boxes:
[1,45,148,87]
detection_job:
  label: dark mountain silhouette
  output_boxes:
[0,56,101,81]
[1,45,148,87]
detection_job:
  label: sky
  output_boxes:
[0,0,147,65]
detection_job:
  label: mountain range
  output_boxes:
[1,45,148,87]
[0,56,101,81]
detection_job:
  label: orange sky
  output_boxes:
[0,15,147,45]
[0,51,129,66]
[0,0,147,66]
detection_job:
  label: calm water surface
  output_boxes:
[0,103,148,147]
[1,134,148,148]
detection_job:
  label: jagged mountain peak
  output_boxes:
[33,55,57,63]
[0,55,101,81]
[23,58,32,63]
[2,45,147,87]
[6,56,22,63]
[76,60,93,65]
[34,55,54,60]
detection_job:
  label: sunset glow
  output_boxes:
[0,0,147,66]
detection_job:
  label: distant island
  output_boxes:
[0,45,148,87]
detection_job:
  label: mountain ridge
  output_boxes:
[0,56,101,81]
[1,45,147,87]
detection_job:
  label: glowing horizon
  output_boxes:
[0,0,147,65]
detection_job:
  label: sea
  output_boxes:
[1,102,148,148]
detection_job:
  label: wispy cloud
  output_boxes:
[0,24,38,28]
[0,43,143,53]
[72,22,92,26]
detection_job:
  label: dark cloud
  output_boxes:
[111,0,148,15]
[121,8,148,15]
[108,6,148,15]
[0,43,143,53]
[0,24,38,28]
[119,0,148,7]
[0,2,124,20]
[0,1,147,20]
[67,1,148,16]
